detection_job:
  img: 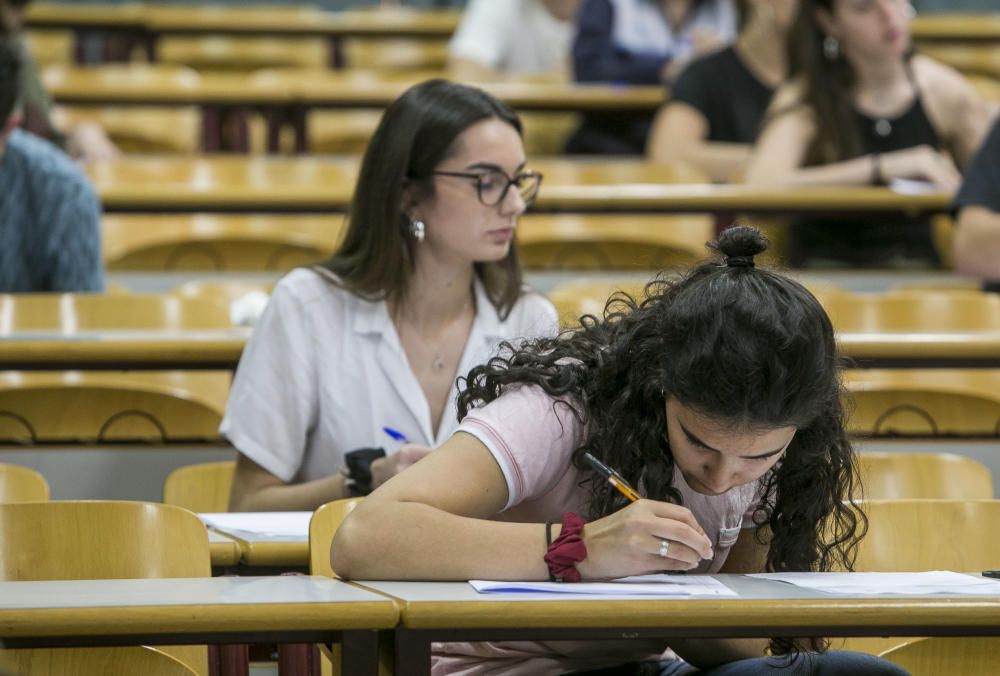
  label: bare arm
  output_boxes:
[228,454,349,512]
[955,206,1000,279]
[745,84,961,191]
[647,103,752,183]
[332,431,714,581]
[913,55,999,168]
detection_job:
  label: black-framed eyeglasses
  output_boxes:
[430,169,543,207]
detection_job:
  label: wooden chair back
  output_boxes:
[843,370,1000,437]
[53,105,200,154]
[159,35,328,73]
[855,499,1000,572]
[822,291,1000,332]
[546,279,653,329]
[0,500,211,674]
[342,37,448,70]
[880,637,1000,676]
[0,371,229,443]
[856,452,993,500]
[103,214,341,272]
[0,463,49,502]
[517,214,713,270]
[309,498,362,577]
[163,461,237,513]
[0,500,211,580]
[0,646,198,676]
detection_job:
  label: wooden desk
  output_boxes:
[25,5,459,66]
[0,575,397,675]
[912,14,1000,43]
[0,329,249,371]
[86,156,951,216]
[207,528,309,571]
[361,575,1000,676]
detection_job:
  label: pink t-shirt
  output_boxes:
[432,385,771,676]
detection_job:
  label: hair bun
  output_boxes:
[711,225,769,268]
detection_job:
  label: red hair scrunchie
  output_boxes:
[543,512,587,582]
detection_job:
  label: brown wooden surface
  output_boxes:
[103,214,343,271]
[845,369,1000,437]
[0,293,231,332]
[881,637,1000,675]
[86,156,950,215]
[0,646,198,676]
[309,498,361,578]
[0,500,211,673]
[0,371,229,443]
[856,452,994,499]
[0,463,50,503]
[163,461,236,514]
[912,14,1000,42]
[24,4,459,38]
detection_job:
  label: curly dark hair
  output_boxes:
[458,225,866,656]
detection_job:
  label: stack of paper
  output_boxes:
[199,512,311,541]
[470,574,737,596]
[750,571,1000,595]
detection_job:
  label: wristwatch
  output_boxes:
[341,447,386,497]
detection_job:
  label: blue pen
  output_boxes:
[383,427,410,443]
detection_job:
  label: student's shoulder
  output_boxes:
[8,130,92,193]
[506,285,559,333]
[912,53,978,112]
[270,267,359,316]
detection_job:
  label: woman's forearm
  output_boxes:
[746,155,875,187]
[332,500,551,581]
[229,473,348,512]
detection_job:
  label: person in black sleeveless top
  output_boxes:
[954,117,1000,288]
[745,0,997,268]
[648,0,797,181]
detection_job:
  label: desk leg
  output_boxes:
[209,644,249,676]
[342,630,380,676]
[393,629,431,676]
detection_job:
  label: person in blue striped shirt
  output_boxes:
[0,36,103,293]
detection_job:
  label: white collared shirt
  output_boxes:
[219,268,558,483]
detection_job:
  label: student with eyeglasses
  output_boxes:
[222,79,558,512]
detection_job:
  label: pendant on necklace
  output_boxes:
[874,118,892,138]
[432,354,446,370]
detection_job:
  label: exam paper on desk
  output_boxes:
[470,575,737,596]
[199,512,312,541]
[750,571,1000,595]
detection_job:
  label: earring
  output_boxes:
[823,35,841,61]
[408,219,425,243]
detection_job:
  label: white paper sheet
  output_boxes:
[889,178,939,195]
[199,512,311,541]
[470,574,737,596]
[749,571,1000,595]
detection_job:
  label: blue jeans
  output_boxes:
[568,651,910,675]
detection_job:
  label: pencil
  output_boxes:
[582,452,642,503]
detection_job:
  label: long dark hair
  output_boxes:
[0,37,21,123]
[319,79,525,319]
[458,226,865,654]
[786,0,862,164]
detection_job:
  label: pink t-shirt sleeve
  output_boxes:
[457,385,586,512]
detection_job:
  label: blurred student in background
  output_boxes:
[954,117,1000,288]
[0,0,119,161]
[448,0,581,80]
[0,37,103,292]
[568,0,737,155]
[746,0,996,267]
[648,0,797,181]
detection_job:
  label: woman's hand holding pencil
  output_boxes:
[573,452,714,579]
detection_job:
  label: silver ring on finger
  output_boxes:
[658,539,671,559]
